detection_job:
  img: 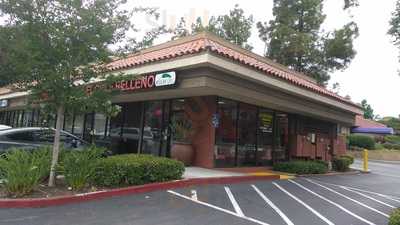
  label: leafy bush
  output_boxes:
[383,143,400,150]
[59,146,104,191]
[375,143,385,150]
[332,156,352,172]
[347,135,375,150]
[389,208,400,225]
[340,155,354,164]
[92,154,185,187]
[385,135,400,144]
[273,160,328,174]
[0,148,51,197]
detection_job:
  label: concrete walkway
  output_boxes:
[183,167,244,179]
[183,167,292,179]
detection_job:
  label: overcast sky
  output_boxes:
[129,0,400,118]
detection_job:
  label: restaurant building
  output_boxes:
[0,32,363,168]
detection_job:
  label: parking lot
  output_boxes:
[1,172,400,225]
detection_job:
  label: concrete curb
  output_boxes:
[0,175,280,208]
[296,170,361,177]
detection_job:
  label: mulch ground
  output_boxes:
[0,180,108,199]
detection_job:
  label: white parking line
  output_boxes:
[309,179,400,203]
[251,184,295,225]
[224,186,245,217]
[288,180,376,225]
[341,187,396,209]
[273,182,335,225]
[167,190,270,225]
[305,179,389,218]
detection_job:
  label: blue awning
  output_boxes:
[351,127,394,135]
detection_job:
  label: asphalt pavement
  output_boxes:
[1,161,400,225]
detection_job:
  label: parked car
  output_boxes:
[0,127,88,153]
[0,125,11,131]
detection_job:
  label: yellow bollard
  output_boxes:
[363,149,369,172]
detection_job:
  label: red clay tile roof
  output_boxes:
[355,115,387,128]
[107,35,359,107]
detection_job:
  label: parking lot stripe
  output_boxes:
[251,184,295,225]
[341,187,396,209]
[305,179,389,218]
[167,190,270,225]
[310,179,400,203]
[288,180,376,225]
[191,190,198,201]
[273,182,335,225]
[224,186,245,217]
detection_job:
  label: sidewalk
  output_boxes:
[184,167,293,179]
[183,167,244,179]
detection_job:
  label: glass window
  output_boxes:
[83,113,94,141]
[108,103,124,154]
[12,111,20,127]
[31,109,40,127]
[215,98,237,167]
[275,113,289,161]
[64,113,74,133]
[0,112,5,124]
[257,109,274,166]
[22,110,32,127]
[73,114,84,137]
[108,102,144,155]
[237,103,257,166]
[93,113,107,140]
[121,102,143,154]
[141,101,163,155]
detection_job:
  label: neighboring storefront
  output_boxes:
[0,32,363,168]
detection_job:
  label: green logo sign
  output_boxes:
[155,71,176,87]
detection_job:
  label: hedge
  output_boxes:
[347,135,375,150]
[389,208,400,225]
[273,160,328,174]
[92,154,185,187]
[332,156,353,172]
[383,143,400,150]
[385,135,400,144]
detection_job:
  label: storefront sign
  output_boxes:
[113,71,176,92]
[259,112,273,133]
[0,99,8,108]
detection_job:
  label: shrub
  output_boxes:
[340,155,354,164]
[375,143,385,150]
[273,160,328,174]
[332,157,352,172]
[92,154,185,187]
[59,146,104,191]
[347,135,375,150]
[389,208,400,225]
[383,143,400,150]
[385,135,400,144]
[0,148,51,197]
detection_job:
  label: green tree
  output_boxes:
[0,0,162,186]
[389,0,400,72]
[379,117,400,135]
[361,99,375,120]
[257,0,359,85]
[172,5,254,50]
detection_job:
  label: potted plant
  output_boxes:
[170,116,195,166]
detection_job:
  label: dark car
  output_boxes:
[0,127,88,153]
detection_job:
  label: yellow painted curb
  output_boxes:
[247,172,294,180]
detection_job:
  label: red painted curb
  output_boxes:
[0,175,279,208]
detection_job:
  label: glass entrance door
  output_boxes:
[237,103,257,166]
